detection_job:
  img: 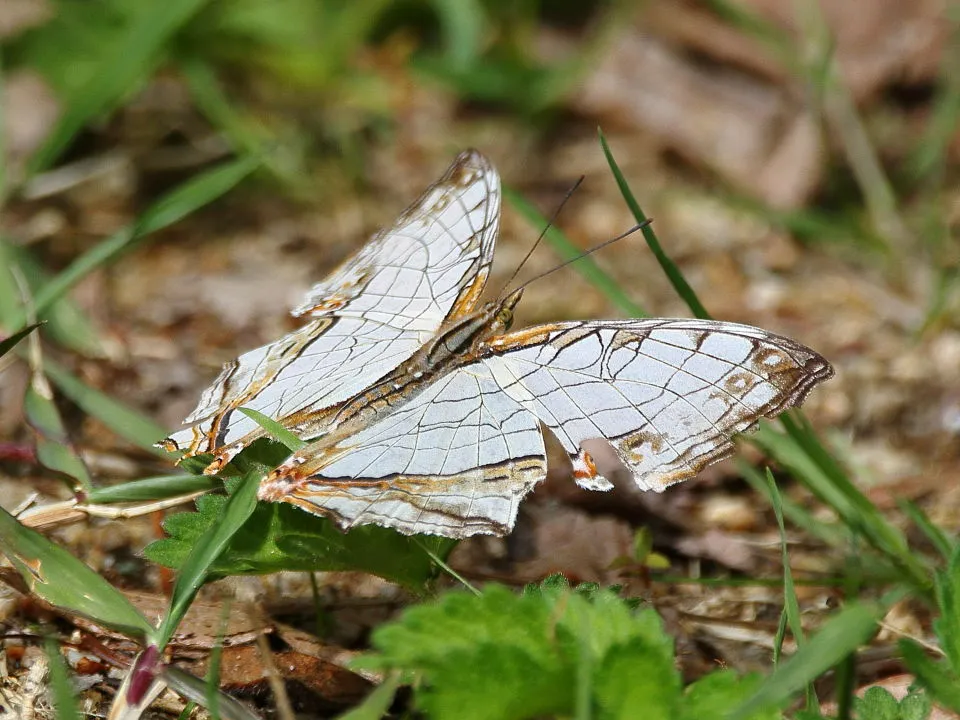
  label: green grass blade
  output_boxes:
[754,421,931,594]
[0,322,42,358]
[135,153,260,236]
[28,0,213,174]
[898,498,955,561]
[596,133,917,592]
[430,0,486,71]
[739,461,845,547]
[162,665,262,720]
[238,407,305,451]
[2,243,104,356]
[45,636,80,720]
[731,602,883,719]
[0,505,153,639]
[334,673,401,720]
[25,372,94,493]
[908,7,960,183]
[9,155,259,332]
[153,470,259,648]
[598,129,710,319]
[503,186,647,317]
[86,474,219,504]
[44,358,170,455]
[766,469,819,711]
[780,415,930,590]
[766,470,804,648]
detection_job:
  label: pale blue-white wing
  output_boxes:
[259,366,546,538]
[481,319,833,492]
[162,150,500,468]
[258,319,830,538]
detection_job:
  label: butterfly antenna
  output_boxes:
[517,219,652,290]
[499,176,585,296]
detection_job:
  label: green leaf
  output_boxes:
[0,505,152,640]
[900,688,933,720]
[144,440,454,593]
[594,636,680,720]
[153,470,259,648]
[430,0,486,71]
[363,582,681,720]
[134,153,260,236]
[732,602,882,718]
[682,672,781,720]
[753,418,932,594]
[899,498,955,561]
[900,639,960,712]
[854,686,900,720]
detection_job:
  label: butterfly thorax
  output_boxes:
[325,289,524,435]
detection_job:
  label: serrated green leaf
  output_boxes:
[900,639,960,712]
[364,583,683,720]
[900,688,933,720]
[855,686,899,720]
[0,505,152,640]
[594,636,680,720]
[681,672,781,720]
[144,440,453,593]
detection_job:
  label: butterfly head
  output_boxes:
[491,288,524,332]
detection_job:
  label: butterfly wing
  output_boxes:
[481,319,833,491]
[259,367,546,537]
[260,318,831,537]
[162,150,500,468]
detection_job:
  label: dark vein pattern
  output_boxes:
[160,150,500,469]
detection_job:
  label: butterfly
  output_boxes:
[161,150,833,538]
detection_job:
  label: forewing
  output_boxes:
[481,319,833,491]
[258,367,546,538]
[163,151,500,465]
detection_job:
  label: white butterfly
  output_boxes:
[162,150,833,538]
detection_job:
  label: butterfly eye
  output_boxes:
[497,307,514,329]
